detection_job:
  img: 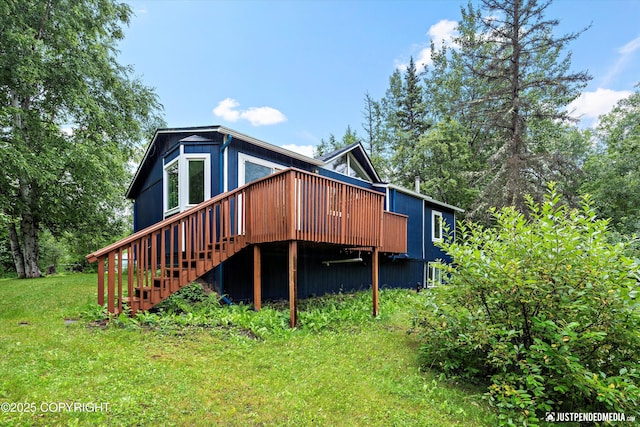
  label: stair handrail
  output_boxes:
[86,168,292,263]
[86,167,393,263]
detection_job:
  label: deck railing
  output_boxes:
[86,168,407,314]
[381,211,408,253]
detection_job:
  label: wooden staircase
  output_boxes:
[86,168,408,315]
[124,238,245,313]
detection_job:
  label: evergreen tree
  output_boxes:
[380,57,430,187]
[314,126,360,157]
[452,0,590,216]
[361,92,390,178]
[407,119,478,209]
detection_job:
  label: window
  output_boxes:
[427,262,443,287]
[348,157,370,180]
[188,159,205,204]
[238,153,284,186]
[166,160,179,212]
[163,152,210,217]
[432,211,443,241]
[245,161,274,184]
[326,153,371,182]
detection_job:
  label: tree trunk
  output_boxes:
[20,213,42,278]
[7,223,26,279]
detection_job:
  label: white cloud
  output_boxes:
[618,34,640,55]
[568,88,632,127]
[428,19,458,50]
[601,34,640,86]
[280,144,316,158]
[213,98,287,126]
[412,47,433,71]
[241,106,287,126]
[213,98,241,122]
[396,19,458,71]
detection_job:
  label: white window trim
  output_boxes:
[325,153,372,183]
[432,210,443,242]
[238,152,285,187]
[237,153,287,233]
[163,149,211,218]
[427,262,444,288]
[163,156,180,217]
[345,153,372,182]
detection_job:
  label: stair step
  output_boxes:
[134,286,161,297]
[110,236,246,316]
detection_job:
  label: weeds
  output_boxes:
[2,275,494,426]
[90,285,418,340]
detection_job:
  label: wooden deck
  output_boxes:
[86,168,407,323]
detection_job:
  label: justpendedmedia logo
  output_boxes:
[545,411,634,423]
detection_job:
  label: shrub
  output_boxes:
[153,283,209,314]
[413,185,640,425]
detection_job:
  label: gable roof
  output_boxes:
[126,125,324,198]
[379,183,465,213]
[318,142,382,183]
[126,125,462,213]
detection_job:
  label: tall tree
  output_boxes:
[314,126,360,157]
[0,0,162,278]
[380,57,430,186]
[407,119,478,209]
[582,88,640,235]
[361,92,390,178]
[429,0,590,217]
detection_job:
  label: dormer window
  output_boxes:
[326,153,371,182]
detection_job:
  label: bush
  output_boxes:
[413,185,640,425]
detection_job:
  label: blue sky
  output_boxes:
[119,0,640,156]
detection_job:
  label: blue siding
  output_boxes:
[210,244,428,303]
[392,191,424,259]
[317,169,381,192]
[428,204,454,263]
[133,151,164,231]
[130,127,459,300]
[226,139,317,191]
[380,258,424,289]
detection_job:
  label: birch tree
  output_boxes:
[0,0,162,277]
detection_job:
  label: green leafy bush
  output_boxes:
[413,185,640,425]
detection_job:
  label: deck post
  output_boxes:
[288,240,298,327]
[253,245,261,311]
[372,246,379,317]
[107,251,115,313]
[97,256,105,306]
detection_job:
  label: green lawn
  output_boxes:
[0,274,494,426]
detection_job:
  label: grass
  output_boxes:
[0,274,495,426]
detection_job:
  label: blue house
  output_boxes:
[87,125,462,324]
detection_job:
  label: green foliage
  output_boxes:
[0,0,162,277]
[413,185,640,425]
[314,125,360,157]
[1,274,494,426]
[112,287,416,339]
[421,0,591,220]
[407,119,478,210]
[583,87,640,235]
